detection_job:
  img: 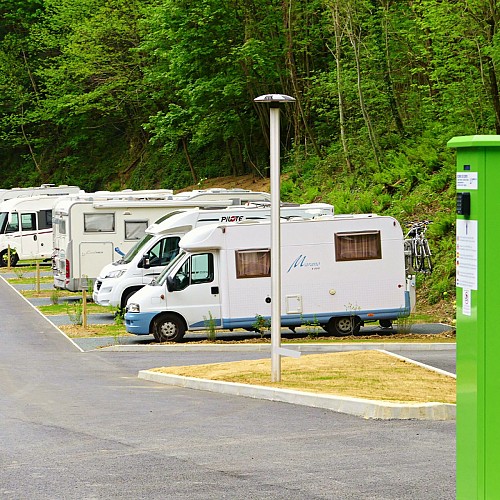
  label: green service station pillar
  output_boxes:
[448,135,500,499]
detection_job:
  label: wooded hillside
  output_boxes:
[2,0,495,314]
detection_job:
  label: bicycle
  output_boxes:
[404,220,433,274]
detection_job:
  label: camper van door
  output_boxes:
[19,211,40,258]
[166,251,221,329]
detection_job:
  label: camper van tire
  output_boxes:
[325,316,361,336]
[379,319,393,329]
[0,250,19,267]
[153,313,186,343]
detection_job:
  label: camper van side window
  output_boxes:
[6,213,19,233]
[173,253,213,290]
[335,231,382,261]
[38,210,52,230]
[21,213,36,231]
[124,220,148,240]
[235,249,271,278]
[84,213,115,232]
[190,253,213,284]
[148,237,181,267]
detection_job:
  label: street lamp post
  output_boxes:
[254,93,296,382]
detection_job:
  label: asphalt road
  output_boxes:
[0,277,456,499]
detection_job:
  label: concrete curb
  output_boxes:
[102,342,455,352]
[138,369,456,421]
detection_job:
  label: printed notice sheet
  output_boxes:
[456,219,478,290]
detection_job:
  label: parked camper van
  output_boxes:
[93,203,334,309]
[0,184,82,202]
[125,214,412,342]
[52,188,272,291]
[0,194,75,266]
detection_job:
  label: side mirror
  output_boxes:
[166,275,178,292]
[141,254,150,269]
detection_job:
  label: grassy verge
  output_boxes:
[38,302,111,315]
[6,276,53,284]
[151,351,456,404]
[20,289,79,299]
[60,324,129,338]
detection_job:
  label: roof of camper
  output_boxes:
[0,184,83,202]
[51,188,273,213]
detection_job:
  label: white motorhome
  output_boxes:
[93,203,334,309]
[0,194,75,266]
[0,184,83,202]
[125,214,412,342]
[52,188,272,291]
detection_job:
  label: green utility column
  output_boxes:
[448,135,500,500]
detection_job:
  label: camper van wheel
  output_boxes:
[379,319,393,329]
[326,317,361,337]
[0,250,18,267]
[154,314,186,343]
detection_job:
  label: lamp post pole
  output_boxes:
[254,94,295,382]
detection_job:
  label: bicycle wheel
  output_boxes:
[404,239,413,273]
[413,239,425,272]
[421,239,433,273]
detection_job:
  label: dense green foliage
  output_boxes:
[2,0,499,308]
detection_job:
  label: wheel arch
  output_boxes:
[120,285,144,310]
[151,311,188,335]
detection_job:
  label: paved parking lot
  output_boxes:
[1,273,456,498]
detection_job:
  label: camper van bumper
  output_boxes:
[125,312,156,335]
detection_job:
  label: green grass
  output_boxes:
[20,289,77,299]
[7,277,53,284]
[60,324,131,338]
[39,302,111,315]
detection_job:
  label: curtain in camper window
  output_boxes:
[335,231,381,261]
[84,213,115,232]
[124,220,148,240]
[235,249,271,278]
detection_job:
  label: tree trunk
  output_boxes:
[346,11,380,167]
[282,0,323,158]
[182,137,197,184]
[329,3,353,171]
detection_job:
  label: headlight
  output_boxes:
[105,269,126,279]
[127,303,140,313]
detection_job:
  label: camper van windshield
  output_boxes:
[156,251,185,286]
[121,234,154,264]
[0,212,7,234]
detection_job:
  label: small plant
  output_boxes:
[66,300,83,326]
[344,302,362,335]
[394,312,415,334]
[304,315,321,339]
[85,278,94,300]
[252,314,271,338]
[50,288,61,305]
[13,267,26,279]
[203,311,217,341]
[113,306,125,326]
